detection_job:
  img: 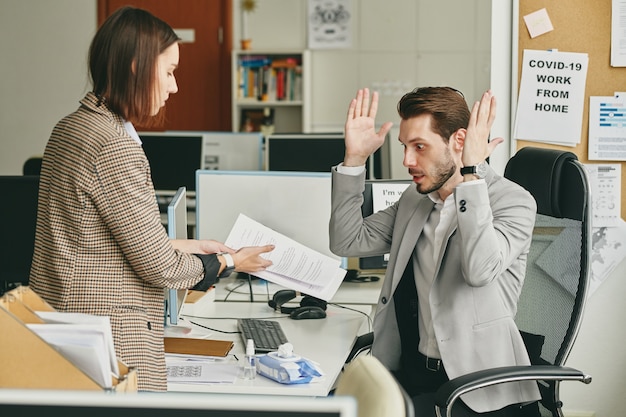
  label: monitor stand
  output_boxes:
[223,273,282,301]
[164,320,193,336]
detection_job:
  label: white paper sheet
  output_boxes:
[584,163,622,227]
[166,360,239,384]
[588,94,626,161]
[611,0,626,66]
[27,323,114,388]
[514,49,588,145]
[224,213,346,301]
[35,311,119,378]
[589,220,626,296]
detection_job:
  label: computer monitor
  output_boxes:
[265,133,391,179]
[0,175,39,294]
[195,171,345,268]
[0,389,357,417]
[140,131,264,195]
[358,179,413,270]
[140,131,203,195]
[164,187,188,327]
[200,131,264,172]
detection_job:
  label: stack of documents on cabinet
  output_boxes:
[28,311,119,389]
[225,213,347,301]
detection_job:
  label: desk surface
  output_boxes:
[167,301,371,396]
[215,273,384,305]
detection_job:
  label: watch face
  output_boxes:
[476,161,488,178]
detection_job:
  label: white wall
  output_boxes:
[1,1,623,415]
[0,0,96,175]
[560,258,626,416]
[236,0,492,180]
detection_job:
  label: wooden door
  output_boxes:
[98,0,232,131]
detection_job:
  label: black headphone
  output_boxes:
[268,290,327,320]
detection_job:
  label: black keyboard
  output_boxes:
[237,318,289,353]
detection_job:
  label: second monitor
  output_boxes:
[265,133,391,179]
[140,131,264,195]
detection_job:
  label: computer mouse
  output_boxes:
[289,305,327,320]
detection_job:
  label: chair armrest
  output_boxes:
[434,365,592,417]
[345,332,374,363]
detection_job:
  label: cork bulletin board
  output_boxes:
[516,0,626,220]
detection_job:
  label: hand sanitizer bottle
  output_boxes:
[242,338,256,380]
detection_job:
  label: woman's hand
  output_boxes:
[171,239,233,254]
[232,245,275,273]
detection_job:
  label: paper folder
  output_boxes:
[164,337,234,357]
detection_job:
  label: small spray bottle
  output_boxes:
[242,338,257,379]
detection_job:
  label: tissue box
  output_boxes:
[257,352,322,384]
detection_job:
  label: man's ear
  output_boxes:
[451,128,466,152]
[131,59,136,75]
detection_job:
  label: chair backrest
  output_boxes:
[0,175,40,295]
[335,355,414,417]
[23,157,43,176]
[504,147,592,416]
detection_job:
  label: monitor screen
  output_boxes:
[140,132,203,193]
[0,389,357,417]
[200,131,263,172]
[0,175,39,291]
[359,179,413,270]
[265,133,391,179]
[140,131,264,194]
[195,171,344,267]
[165,187,188,326]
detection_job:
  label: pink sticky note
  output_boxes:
[523,8,554,38]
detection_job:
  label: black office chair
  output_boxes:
[22,156,43,176]
[0,175,40,295]
[434,147,593,417]
[345,147,593,417]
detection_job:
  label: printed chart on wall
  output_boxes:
[588,93,626,161]
[584,163,626,296]
[514,49,589,146]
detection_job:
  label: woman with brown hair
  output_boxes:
[29,6,273,391]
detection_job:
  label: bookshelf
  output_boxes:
[231,50,311,134]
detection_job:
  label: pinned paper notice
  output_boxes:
[523,8,554,38]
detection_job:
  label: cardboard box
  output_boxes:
[0,286,137,392]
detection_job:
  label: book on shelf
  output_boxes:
[236,54,302,102]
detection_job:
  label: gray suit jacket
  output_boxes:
[329,166,541,412]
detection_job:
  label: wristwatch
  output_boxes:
[218,252,235,277]
[460,161,488,179]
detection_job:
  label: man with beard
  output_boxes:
[329,87,540,416]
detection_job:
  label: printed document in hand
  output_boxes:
[225,213,347,301]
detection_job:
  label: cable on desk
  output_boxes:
[188,314,291,335]
[187,319,240,334]
[222,280,246,301]
[329,302,373,334]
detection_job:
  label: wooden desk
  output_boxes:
[166,301,371,396]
